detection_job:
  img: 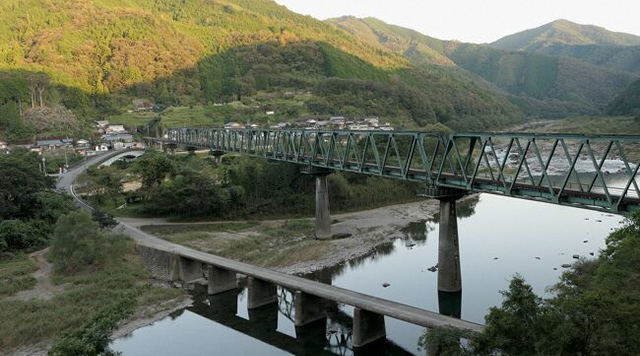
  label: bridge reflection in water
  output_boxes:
[185,274,462,356]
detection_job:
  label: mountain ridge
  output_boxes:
[490,19,640,52]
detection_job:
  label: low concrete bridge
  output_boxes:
[58,148,482,350]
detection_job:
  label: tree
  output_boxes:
[0,151,53,220]
[92,209,119,230]
[131,152,176,190]
[50,211,128,274]
[0,220,46,252]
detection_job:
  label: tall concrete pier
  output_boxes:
[302,167,333,240]
[315,172,332,240]
[436,192,465,293]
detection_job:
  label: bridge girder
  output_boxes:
[154,128,640,214]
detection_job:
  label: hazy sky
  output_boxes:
[273,0,640,43]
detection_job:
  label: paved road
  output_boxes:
[57,149,484,333]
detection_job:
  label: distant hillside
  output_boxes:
[527,44,640,75]
[327,16,453,67]
[608,78,640,115]
[0,0,523,141]
[490,19,640,52]
[328,17,638,118]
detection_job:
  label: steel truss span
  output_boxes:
[156,128,640,214]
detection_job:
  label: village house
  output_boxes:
[0,141,7,150]
[364,117,380,127]
[132,99,154,112]
[96,143,109,152]
[224,122,245,129]
[102,133,134,150]
[106,124,126,134]
[36,139,73,151]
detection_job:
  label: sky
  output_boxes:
[272,0,640,44]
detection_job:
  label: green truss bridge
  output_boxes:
[154,128,640,214]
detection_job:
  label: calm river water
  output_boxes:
[111,194,623,356]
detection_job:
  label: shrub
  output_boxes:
[0,220,46,252]
[50,211,129,274]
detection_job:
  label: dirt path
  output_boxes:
[10,248,64,301]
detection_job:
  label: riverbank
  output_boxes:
[135,195,479,276]
[1,248,187,356]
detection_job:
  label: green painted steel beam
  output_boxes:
[155,127,640,214]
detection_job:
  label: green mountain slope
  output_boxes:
[328,17,638,118]
[490,19,640,52]
[608,78,640,115]
[528,44,640,75]
[0,0,524,141]
[327,16,453,67]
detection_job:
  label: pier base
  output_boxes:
[294,291,326,326]
[207,265,237,295]
[353,308,386,348]
[438,197,462,293]
[247,277,278,309]
[170,256,202,283]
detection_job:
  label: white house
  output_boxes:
[96,143,109,152]
[0,141,7,150]
[266,111,275,115]
[106,125,126,134]
[224,122,245,129]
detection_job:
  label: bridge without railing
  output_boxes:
[154,128,640,214]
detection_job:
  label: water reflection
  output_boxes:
[182,284,415,356]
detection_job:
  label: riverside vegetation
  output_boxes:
[79,150,422,220]
[0,150,184,355]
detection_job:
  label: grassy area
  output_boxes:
[0,247,184,353]
[0,254,38,297]
[143,220,333,268]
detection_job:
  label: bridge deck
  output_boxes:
[126,224,483,333]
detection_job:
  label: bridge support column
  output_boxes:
[210,150,224,165]
[247,277,278,309]
[352,308,386,348]
[207,265,237,295]
[294,291,326,326]
[315,171,332,240]
[438,197,462,293]
[170,255,202,283]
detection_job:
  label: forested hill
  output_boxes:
[328,17,639,118]
[490,19,640,52]
[489,20,640,76]
[0,0,525,141]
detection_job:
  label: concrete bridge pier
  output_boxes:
[247,277,278,309]
[437,196,464,293]
[294,291,326,326]
[352,308,386,348]
[314,169,333,240]
[210,150,224,165]
[207,265,237,295]
[170,255,202,283]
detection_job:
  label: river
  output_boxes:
[111,193,624,356]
